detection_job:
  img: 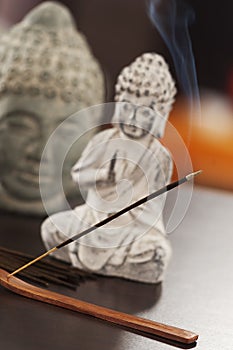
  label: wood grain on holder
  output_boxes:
[0,269,198,345]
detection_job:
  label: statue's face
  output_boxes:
[0,94,98,213]
[117,98,155,139]
[0,109,57,200]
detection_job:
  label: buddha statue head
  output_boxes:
[0,2,104,215]
[113,53,176,139]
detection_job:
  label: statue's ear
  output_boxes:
[157,119,167,139]
[152,111,168,139]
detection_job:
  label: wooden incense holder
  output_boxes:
[0,269,198,344]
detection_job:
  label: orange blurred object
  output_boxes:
[163,95,233,191]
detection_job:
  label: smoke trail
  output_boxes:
[148,0,201,122]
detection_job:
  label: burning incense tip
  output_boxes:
[185,170,203,181]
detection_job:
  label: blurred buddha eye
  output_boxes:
[5,113,38,135]
[8,120,28,130]
[138,107,154,119]
[7,120,33,135]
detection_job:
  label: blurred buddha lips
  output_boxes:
[17,172,39,187]
[3,160,57,199]
[4,171,58,200]
[17,172,52,187]
[15,161,52,187]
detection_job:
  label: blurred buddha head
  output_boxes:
[0,2,104,215]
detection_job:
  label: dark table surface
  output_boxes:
[0,185,233,350]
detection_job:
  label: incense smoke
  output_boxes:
[148,0,199,233]
[148,0,200,118]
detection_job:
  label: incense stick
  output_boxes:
[7,170,202,278]
[0,246,95,288]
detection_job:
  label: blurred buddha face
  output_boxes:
[0,109,57,201]
[0,95,99,215]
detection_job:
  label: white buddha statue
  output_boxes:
[41,53,177,283]
[0,2,104,215]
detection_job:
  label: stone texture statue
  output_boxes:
[41,53,177,283]
[0,2,104,215]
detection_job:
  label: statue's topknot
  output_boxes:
[115,53,176,116]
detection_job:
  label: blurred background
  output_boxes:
[0,0,232,190]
